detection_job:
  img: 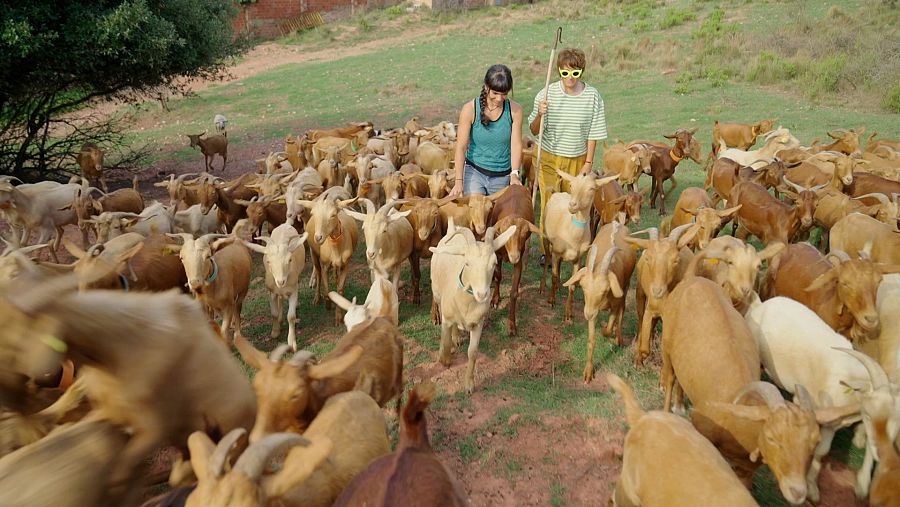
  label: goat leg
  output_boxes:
[438,320,453,367]
[584,311,599,382]
[410,253,421,304]
[334,266,349,326]
[465,323,484,393]
[491,261,502,309]
[661,347,676,412]
[269,293,282,339]
[508,260,523,336]
[806,427,836,504]
[221,306,235,344]
[286,292,299,352]
[549,255,561,307]
[564,258,580,324]
[430,298,441,325]
[855,434,875,499]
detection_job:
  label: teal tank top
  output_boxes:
[466,98,512,173]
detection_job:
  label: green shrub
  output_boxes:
[803,53,846,98]
[882,84,900,113]
[659,7,696,29]
[631,19,652,32]
[693,7,736,41]
[357,17,372,32]
[746,50,800,83]
[385,4,405,18]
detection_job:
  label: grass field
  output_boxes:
[120,0,898,504]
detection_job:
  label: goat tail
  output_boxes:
[606,373,645,427]
[400,381,437,446]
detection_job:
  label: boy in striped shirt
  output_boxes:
[528,47,608,261]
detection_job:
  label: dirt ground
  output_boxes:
[90,33,865,507]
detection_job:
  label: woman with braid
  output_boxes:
[450,64,523,197]
[528,48,608,265]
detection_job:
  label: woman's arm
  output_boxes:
[451,101,475,197]
[510,102,523,185]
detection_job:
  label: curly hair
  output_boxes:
[479,64,513,127]
[557,48,586,71]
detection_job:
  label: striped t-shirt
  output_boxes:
[528,81,608,157]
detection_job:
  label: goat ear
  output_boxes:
[757,242,785,262]
[815,400,862,427]
[389,209,412,220]
[242,240,266,255]
[622,236,650,251]
[492,225,518,251]
[211,237,236,252]
[608,272,624,298]
[263,437,333,500]
[675,225,700,249]
[234,334,267,371]
[186,431,216,483]
[528,222,541,235]
[344,209,367,222]
[705,401,771,422]
[327,291,354,311]
[562,268,585,288]
[288,233,307,252]
[609,196,626,205]
[804,270,837,292]
[62,239,86,259]
[308,345,363,380]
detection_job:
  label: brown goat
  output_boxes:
[487,184,540,336]
[711,119,776,156]
[764,243,898,343]
[306,122,373,142]
[333,383,468,507]
[235,316,403,442]
[186,133,228,172]
[401,195,453,305]
[75,143,108,193]
[592,179,643,232]
[665,186,741,250]
[197,173,259,232]
[0,275,256,496]
[847,172,900,202]
[812,127,865,155]
[730,178,823,245]
[630,128,702,215]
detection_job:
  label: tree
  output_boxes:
[0,0,248,182]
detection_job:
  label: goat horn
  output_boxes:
[599,247,619,275]
[810,182,829,192]
[631,227,659,241]
[782,176,805,194]
[484,226,496,243]
[794,384,815,411]
[587,244,599,273]
[269,344,291,363]
[359,198,375,215]
[667,223,694,244]
[233,433,312,480]
[733,381,786,409]
[834,347,888,390]
[290,350,316,367]
[378,199,398,215]
[825,250,851,265]
[855,193,891,207]
[209,428,247,479]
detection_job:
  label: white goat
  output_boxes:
[173,203,222,236]
[859,273,900,380]
[430,219,517,393]
[328,272,399,332]
[244,224,308,351]
[718,127,800,169]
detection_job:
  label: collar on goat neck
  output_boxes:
[328,220,344,242]
[457,265,474,295]
[207,257,219,283]
[571,215,588,228]
[669,148,684,163]
[118,273,130,292]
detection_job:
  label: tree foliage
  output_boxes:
[0,0,247,182]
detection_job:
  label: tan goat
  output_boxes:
[430,219,517,392]
[74,142,108,193]
[344,198,413,287]
[540,171,619,323]
[235,316,403,441]
[186,390,389,507]
[243,225,308,351]
[168,233,252,343]
[328,272,399,332]
[563,222,636,381]
[606,373,758,507]
[186,132,228,172]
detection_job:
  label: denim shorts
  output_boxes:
[463,163,510,195]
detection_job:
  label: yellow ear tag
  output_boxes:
[40,335,68,354]
[706,258,720,265]
[779,136,789,143]
[630,244,641,251]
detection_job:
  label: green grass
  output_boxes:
[109,0,897,504]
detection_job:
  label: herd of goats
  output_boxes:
[0,114,898,506]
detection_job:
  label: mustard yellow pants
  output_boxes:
[537,149,587,254]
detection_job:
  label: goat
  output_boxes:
[623,224,696,366]
[186,132,228,172]
[172,203,222,236]
[717,127,800,169]
[0,181,80,262]
[328,272,399,332]
[564,222,636,381]
[402,195,454,305]
[665,186,741,250]
[660,277,854,505]
[197,172,259,232]
[602,142,651,192]
[764,244,897,343]
[592,179,643,232]
[74,142,108,193]
[167,233,252,343]
[186,390,388,507]
[687,236,784,311]
[0,275,257,496]
[344,198,413,288]
[629,128,702,215]
[88,201,175,243]
[831,213,900,264]
[711,118,777,156]
[541,171,619,323]
[606,373,758,507]
[243,226,308,351]
[234,316,403,441]
[487,184,540,336]
[332,382,469,507]
[730,178,823,245]
[153,173,203,207]
[859,274,900,380]
[430,219,517,392]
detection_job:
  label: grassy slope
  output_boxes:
[123,1,895,505]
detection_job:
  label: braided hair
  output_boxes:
[479,64,513,127]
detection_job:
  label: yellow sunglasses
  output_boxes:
[558,68,583,78]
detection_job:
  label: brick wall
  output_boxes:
[233,0,401,38]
